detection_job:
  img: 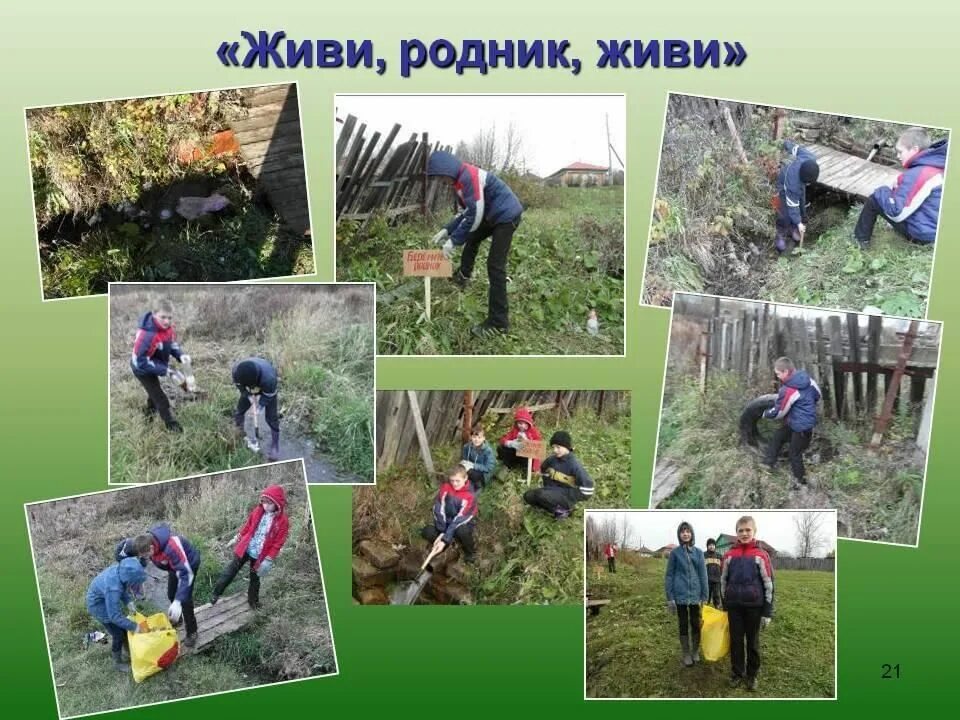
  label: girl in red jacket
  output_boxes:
[211,485,290,609]
[497,407,543,473]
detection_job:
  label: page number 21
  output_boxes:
[882,664,900,679]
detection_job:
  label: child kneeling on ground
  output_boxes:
[523,431,594,520]
[86,557,149,671]
[421,465,478,564]
[212,485,289,609]
[665,521,709,667]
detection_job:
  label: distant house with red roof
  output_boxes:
[545,160,610,187]
[654,543,678,558]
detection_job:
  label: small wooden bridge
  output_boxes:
[234,84,311,236]
[807,144,900,199]
[179,594,255,652]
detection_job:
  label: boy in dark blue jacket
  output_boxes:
[854,128,946,249]
[665,521,709,667]
[763,357,822,488]
[232,357,281,461]
[721,516,775,691]
[523,431,594,520]
[421,465,479,563]
[426,150,523,337]
[774,140,820,253]
[86,557,149,670]
[129,299,191,433]
[460,424,495,492]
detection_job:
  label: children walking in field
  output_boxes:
[130,299,191,433]
[721,516,775,691]
[523,431,595,520]
[854,127,946,248]
[212,485,289,609]
[426,149,524,337]
[460,424,495,492]
[664,521,709,667]
[774,140,820,253]
[704,538,723,608]
[420,465,478,564]
[763,356,822,488]
[497,407,543,473]
[86,557,149,671]
[232,357,281,461]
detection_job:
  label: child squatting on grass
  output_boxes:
[426,149,524,338]
[232,357,281,462]
[664,521,708,667]
[774,140,820,254]
[460,424,495,492]
[130,299,191,433]
[86,557,150,671]
[497,407,543,474]
[721,516,775,692]
[420,465,478,564]
[212,485,289,610]
[763,356,822,489]
[523,431,595,520]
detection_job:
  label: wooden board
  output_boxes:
[402,249,452,277]
[180,593,255,652]
[807,144,900,199]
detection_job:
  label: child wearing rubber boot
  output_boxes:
[426,150,523,338]
[86,557,149,671]
[420,465,478,564]
[774,140,820,253]
[523,431,594,520]
[147,524,201,648]
[497,407,543,474]
[232,357,281,461]
[721,516,774,692]
[763,357,821,489]
[212,485,289,610]
[665,521,708,667]
[130,299,191,433]
[460,424,495,492]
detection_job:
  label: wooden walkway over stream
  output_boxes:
[807,144,900,199]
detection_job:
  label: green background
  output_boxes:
[1,0,952,713]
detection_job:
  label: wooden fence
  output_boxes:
[336,114,454,221]
[772,556,835,572]
[377,390,627,471]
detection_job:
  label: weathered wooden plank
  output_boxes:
[243,84,295,108]
[234,119,305,148]
[847,313,863,413]
[335,115,358,164]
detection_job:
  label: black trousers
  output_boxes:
[497,444,526,470]
[523,486,577,514]
[421,523,476,558]
[854,196,913,244]
[213,553,261,604]
[458,216,521,330]
[709,581,722,608]
[136,374,176,425]
[467,468,487,492]
[728,606,763,679]
[765,425,812,481]
[103,621,130,653]
[235,393,279,433]
[607,557,616,573]
[677,604,702,643]
[167,568,198,636]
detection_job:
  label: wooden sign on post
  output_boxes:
[516,439,548,486]
[403,250,453,321]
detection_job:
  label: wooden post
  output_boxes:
[406,391,435,477]
[424,276,431,320]
[847,313,863,413]
[828,316,845,419]
[526,457,533,486]
[699,326,711,394]
[421,132,429,216]
[871,321,920,447]
[721,103,750,164]
[758,304,770,384]
[866,315,882,417]
[462,391,474,443]
[815,318,833,418]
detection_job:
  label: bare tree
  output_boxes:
[457,123,526,174]
[794,512,827,557]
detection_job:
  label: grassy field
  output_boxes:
[27,463,335,719]
[354,404,631,604]
[337,184,624,355]
[656,374,924,545]
[643,104,937,317]
[586,557,835,698]
[28,91,314,299]
[110,284,374,484]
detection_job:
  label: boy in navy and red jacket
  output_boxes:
[130,299,191,432]
[149,524,201,647]
[854,127,946,249]
[721,516,775,692]
[426,150,523,337]
[774,140,820,253]
[212,485,290,609]
[497,407,543,474]
[763,356,821,488]
[420,465,478,563]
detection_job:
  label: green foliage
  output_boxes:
[338,186,624,355]
[586,560,835,698]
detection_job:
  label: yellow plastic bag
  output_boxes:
[700,605,730,662]
[126,611,180,683]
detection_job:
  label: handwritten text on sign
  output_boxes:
[403,249,453,277]
[517,439,548,460]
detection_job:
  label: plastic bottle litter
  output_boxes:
[175,193,230,221]
[587,309,600,336]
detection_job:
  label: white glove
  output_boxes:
[441,239,455,259]
[127,601,137,614]
[227,534,239,548]
[179,354,191,365]
[431,228,448,245]
[760,616,771,630]
[167,600,182,623]
[506,440,519,450]
[257,558,274,577]
[460,460,475,471]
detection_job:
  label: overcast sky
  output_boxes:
[588,509,837,557]
[335,94,626,177]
